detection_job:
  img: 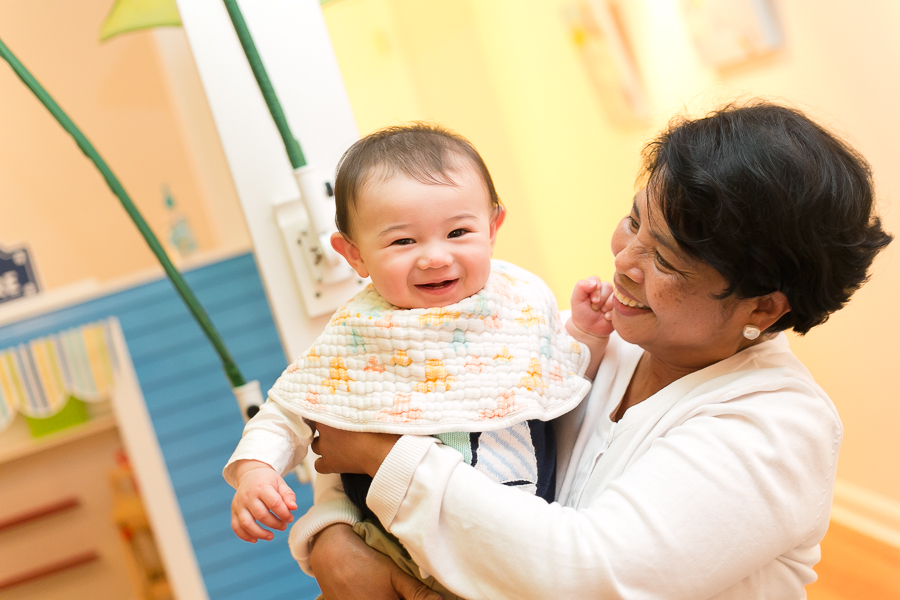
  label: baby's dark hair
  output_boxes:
[642,100,892,334]
[333,122,502,236]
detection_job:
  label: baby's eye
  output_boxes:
[448,228,469,239]
[391,238,415,246]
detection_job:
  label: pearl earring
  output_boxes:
[743,324,761,340]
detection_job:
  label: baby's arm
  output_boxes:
[224,400,314,543]
[566,276,614,380]
[231,459,298,543]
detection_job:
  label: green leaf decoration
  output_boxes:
[100,0,182,42]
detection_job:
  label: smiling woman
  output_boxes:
[611,188,777,361]
[303,101,893,600]
[604,186,793,420]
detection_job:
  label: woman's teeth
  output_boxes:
[614,289,648,309]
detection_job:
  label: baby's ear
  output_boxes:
[330,232,369,278]
[489,205,506,250]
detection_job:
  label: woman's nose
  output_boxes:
[613,240,644,284]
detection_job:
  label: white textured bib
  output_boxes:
[268,260,591,434]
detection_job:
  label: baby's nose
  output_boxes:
[417,246,453,269]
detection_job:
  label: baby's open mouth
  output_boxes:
[417,279,457,290]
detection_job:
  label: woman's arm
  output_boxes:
[308,524,442,600]
[288,472,361,575]
[318,389,839,600]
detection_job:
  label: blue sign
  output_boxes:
[0,244,40,304]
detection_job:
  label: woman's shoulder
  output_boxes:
[679,333,842,434]
[714,333,827,398]
[611,332,841,436]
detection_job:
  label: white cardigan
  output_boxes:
[295,333,841,600]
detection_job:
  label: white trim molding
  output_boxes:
[109,318,210,600]
[830,478,900,549]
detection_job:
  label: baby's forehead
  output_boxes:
[341,154,495,237]
[363,153,477,187]
[358,160,488,203]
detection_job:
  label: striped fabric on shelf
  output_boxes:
[0,319,118,430]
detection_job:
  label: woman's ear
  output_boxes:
[749,291,791,333]
[330,232,369,278]
[489,205,506,252]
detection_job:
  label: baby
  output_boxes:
[223,123,614,597]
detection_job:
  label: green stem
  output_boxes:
[0,35,245,389]
[222,0,306,169]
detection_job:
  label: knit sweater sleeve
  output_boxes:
[288,472,362,576]
[366,386,841,600]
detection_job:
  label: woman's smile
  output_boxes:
[612,287,650,310]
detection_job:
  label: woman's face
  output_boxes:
[609,188,758,370]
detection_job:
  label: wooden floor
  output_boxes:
[807,521,900,600]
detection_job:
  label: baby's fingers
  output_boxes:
[260,481,296,522]
[256,489,293,530]
[278,479,298,512]
[601,287,615,313]
[233,507,272,542]
[571,277,600,302]
[580,280,609,313]
[591,281,613,307]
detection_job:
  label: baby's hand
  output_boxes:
[570,276,614,340]
[231,460,298,543]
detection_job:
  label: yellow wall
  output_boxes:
[322,0,899,506]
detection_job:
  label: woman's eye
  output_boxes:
[626,215,639,232]
[392,238,415,246]
[655,253,675,271]
[448,228,468,239]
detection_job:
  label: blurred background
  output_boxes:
[0,0,897,598]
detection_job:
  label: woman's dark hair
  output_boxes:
[333,122,502,236]
[642,101,892,334]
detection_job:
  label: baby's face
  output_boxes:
[334,161,502,309]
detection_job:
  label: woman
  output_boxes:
[301,102,893,599]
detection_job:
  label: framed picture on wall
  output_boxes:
[563,0,650,126]
[0,244,40,305]
[680,0,784,69]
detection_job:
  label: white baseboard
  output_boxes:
[830,479,900,549]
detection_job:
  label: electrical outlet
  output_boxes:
[273,196,366,317]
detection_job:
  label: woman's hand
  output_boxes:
[311,423,400,477]
[310,524,442,600]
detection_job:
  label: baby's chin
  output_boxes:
[389,281,485,309]
[399,294,470,310]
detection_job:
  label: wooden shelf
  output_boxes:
[0,496,80,532]
[0,550,100,591]
[0,412,117,466]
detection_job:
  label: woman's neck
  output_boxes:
[614,336,773,422]
[613,352,711,422]
[614,355,663,421]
